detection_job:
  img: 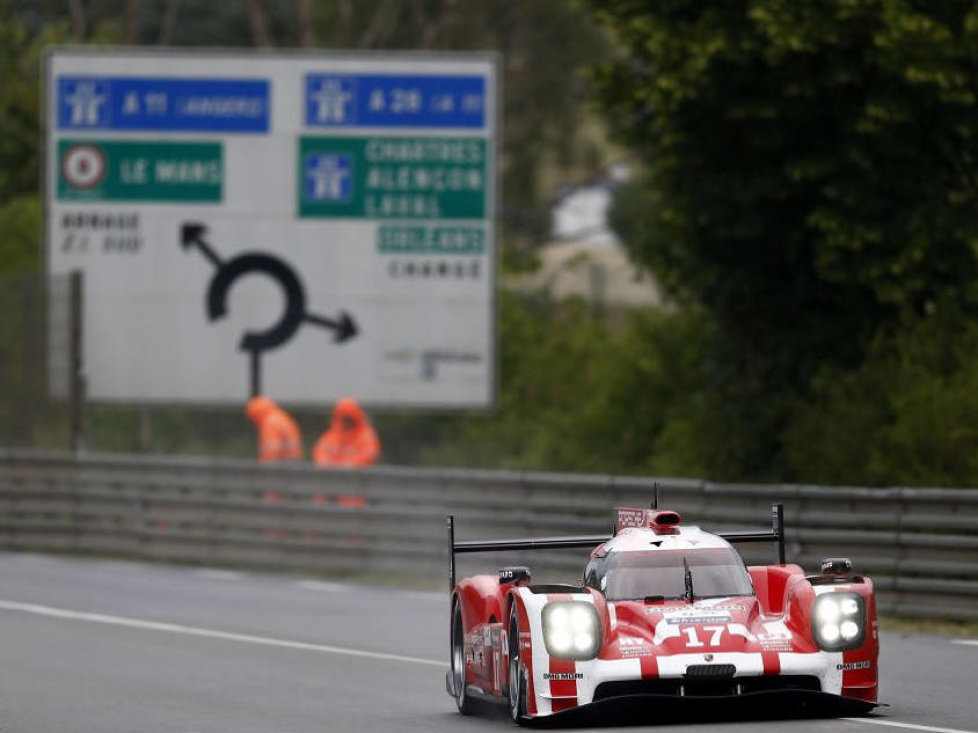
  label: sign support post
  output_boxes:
[69,270,86,453]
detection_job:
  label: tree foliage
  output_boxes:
[785,308,978,486]
[593,0,978,478]
[0,11,68,203]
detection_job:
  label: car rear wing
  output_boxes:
[446,503,786,592]
[720,503,786,567]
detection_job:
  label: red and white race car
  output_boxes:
[446,503,879,724]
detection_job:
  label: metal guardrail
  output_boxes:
[1,449,977,620]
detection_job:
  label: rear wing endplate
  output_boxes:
[446,503,785,592]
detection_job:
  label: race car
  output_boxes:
[445,502,879,724]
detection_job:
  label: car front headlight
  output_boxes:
[542,601,601,660]
[812,592,866,651]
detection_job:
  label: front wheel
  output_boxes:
[508,605,527,724]
[451,600,475,714]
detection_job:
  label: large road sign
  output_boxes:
[45,49,497,407]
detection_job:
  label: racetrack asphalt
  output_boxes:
[0,552,975,733]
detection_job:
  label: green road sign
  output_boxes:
[298,136,486,219]
[58,140,223,202]
[377,225,485,254]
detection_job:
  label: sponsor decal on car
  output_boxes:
[757,620,793,651]
[617,635,653,657]
[837,661,873,671]
[665,613,733,625]
[619,635,647,646]
[616,508,648,529]
[543,672,583,680]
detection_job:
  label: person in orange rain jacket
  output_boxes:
[312,397,380,468]
[245,396,303,464]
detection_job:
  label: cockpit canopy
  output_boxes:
[584,547,754,601]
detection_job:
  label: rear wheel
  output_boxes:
[508,605,527,724]
[451,600,475,715]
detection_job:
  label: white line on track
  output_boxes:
[843,718,978,733]
[193,569,244,580]
[951,639,978,647]
[0,599,445,668]
[296,580,352,592]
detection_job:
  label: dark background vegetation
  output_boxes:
[4,1,978,488]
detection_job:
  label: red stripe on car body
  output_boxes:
[762,651,781,676]
[640,654,658,679]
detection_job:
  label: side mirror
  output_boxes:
[820,557,853,576]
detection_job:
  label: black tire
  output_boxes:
[508,605,528,724]
[451,600,475,715]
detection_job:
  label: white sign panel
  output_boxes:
[45,49,497,407]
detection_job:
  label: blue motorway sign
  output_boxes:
[304,74,485,129]
[57,76,270,132]
[303,153,354,203]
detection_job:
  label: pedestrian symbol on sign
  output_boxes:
[304,154,353,203]
[61,79,110,127]
[306,76,355,125]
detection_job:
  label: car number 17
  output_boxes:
[681,625,729,648]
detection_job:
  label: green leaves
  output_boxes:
[595,0,978,315]
[785,311,978,486]
[0,196,40,274]
[0,15,52,202]
[589,0,978,479]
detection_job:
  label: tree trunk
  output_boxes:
[337,0,353,45]
[68,0,86,41]
[245,0,273,47]
[413,0,452,50]
[357,0,399,48]
[125,0,141,44]
[296,0,314,47]
[157,0,179,45]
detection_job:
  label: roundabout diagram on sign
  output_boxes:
[180,222,358,397]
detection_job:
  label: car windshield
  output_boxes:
[585,547,753,602]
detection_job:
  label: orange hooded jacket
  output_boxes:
[312,397,380,468]
[245,396,303,463]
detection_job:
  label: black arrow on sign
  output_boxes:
[305,311,358,342]
[180,222,359,396]
[181,223,223,268]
